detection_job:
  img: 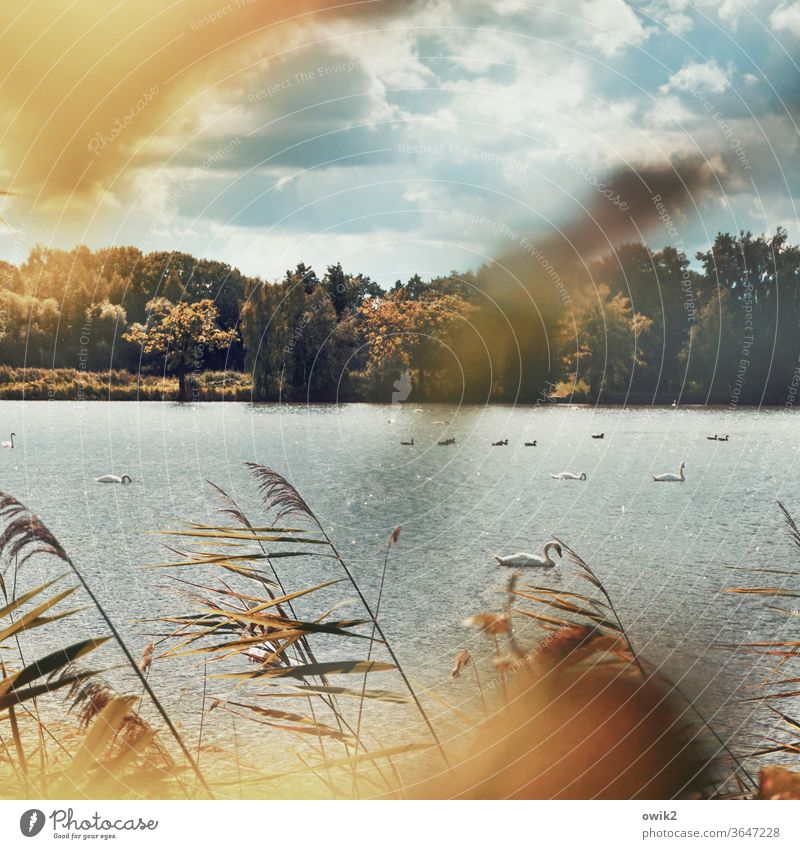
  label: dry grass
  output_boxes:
[0,366,252,401]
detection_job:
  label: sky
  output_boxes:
[1,0,799,285]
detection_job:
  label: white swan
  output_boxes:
[96,474,132,484]
[1,432,15,449]
[652,461,685,482]
[551,471,587,480]
[495,541,563,568]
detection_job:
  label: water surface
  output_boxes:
[1,400,797,760]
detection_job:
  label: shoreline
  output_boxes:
[0,368,792,408]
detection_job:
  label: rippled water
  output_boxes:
[2,399,798,757]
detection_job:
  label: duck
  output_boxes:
[495,541,563,568]
[591,432,604,439]
[524,440,537,447]
[1,432,15,449]
[652,461,685,482]
[492,439,509,446]
[551,471,587,480]
[400,438,414,446]
[96,474,133,484]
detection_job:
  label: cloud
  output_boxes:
[579,0,652,56]
[661,60,732,95]
[770,2,800,36]
[0,0,418,209]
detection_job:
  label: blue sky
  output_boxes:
[2,0,799,284]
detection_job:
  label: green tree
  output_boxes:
[123,298,236,401]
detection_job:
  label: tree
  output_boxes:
[123,298,236,400]
[557,285,653,400]
[358,289,473,400]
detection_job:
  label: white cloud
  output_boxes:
[579,0,652,56]
[770,2,800,36]
[661,60,732,95]
[644,0,694,36]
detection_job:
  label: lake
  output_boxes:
[1,399,798,762]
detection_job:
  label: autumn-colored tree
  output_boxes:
[123,298,236,400]
[358,290,473,400]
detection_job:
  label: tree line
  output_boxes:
[1,229,798,404]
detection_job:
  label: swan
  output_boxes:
[591,432,604,439]
[524,440,537,446]
[437,437,455,445]
[706,435,718,441]
[96,474,132,484]
[718,434,729,442]
[551,471,587,480]
[652,461,685,482]
[492,439,508,446]
[495,541,563,568]
[1,432,15,449]
[400,438,414,446]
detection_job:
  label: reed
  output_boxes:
[0,491,204,798]
[1,472,787,799]
[719,502,800,792]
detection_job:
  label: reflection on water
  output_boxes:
[1,400,797,757]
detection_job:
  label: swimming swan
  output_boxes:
[400,438,414,445]
[551,471,587,480]
[524,440,537,446]
[495,541,563,568]
[591,433,604,439]
[652,461,685,482]
[96,474,132,484]
[1,432,15,449]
